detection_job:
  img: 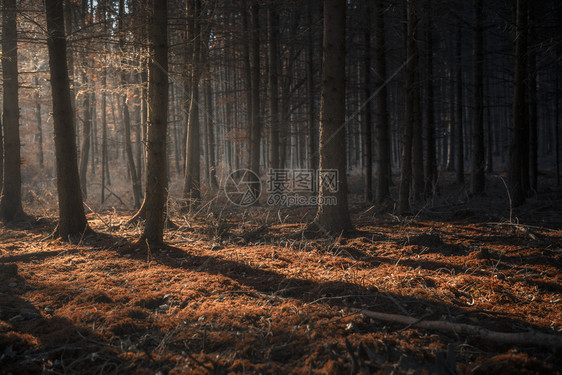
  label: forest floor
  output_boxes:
[1,174,562,374]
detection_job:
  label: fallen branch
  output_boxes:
[352,308,562,348]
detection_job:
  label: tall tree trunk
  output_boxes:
[268,5,280,171]
[362,12,373,203]
[313,0,352,233]
[374,0,390,203]
[411,28,424,201]
[205,79,218,188]
[249,1,261,194]
[455,24,465,184]
[424,0,437,197]
[183,0,202,204]
[0,0,25,221]
[141,0,168,246]
[101,72,108,203]
[471,0,486,195]
[528,6,538,192]
[509,0,527,206]
[45,0,90,237]
[398,1,417,214]
[119,0,142,209]
[79,74,91,198]
[35,75,44,169]
[306,0,317,172]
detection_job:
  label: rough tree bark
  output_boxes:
[45,0,90,238]
[312,0,352,233]
[141,0,169,246]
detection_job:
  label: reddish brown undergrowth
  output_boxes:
[1,193,561,374]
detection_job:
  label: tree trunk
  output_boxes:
[306,0,317,172]
[528,7,538,192]
[471,0,486,195]
[45,0,89,238]
[455,24,465,184]
[35,76,44,169]
[362,6,373,203]
[424,0,437,197]
[398,1,417,214]
[119,0,142,209]
[79,74,91,198]
[374,0,391,203]
[312,0,352,234]
[509,0,527,207]
[0,0,25,221]
[268,5,280,171]
[141,0,168,246]
[249,1,261,195]
[183,0,202,205]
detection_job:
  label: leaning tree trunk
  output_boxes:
[45,0,90,238]
[312,0,352,233]
[0,0,25,221]
[471,0,486,195]
[509,0,527,206]
[141,0,169,246]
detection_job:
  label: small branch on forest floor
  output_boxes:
[352,308,562,348]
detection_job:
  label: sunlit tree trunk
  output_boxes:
[45,0,90,237]
[313,0,352,233]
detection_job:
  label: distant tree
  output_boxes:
[509,0,528,206]
[45,0,90,237]
[0,0,26,222]
[141,0,169,246]
[312,0,352,233]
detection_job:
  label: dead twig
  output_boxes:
[352,308,562,348]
